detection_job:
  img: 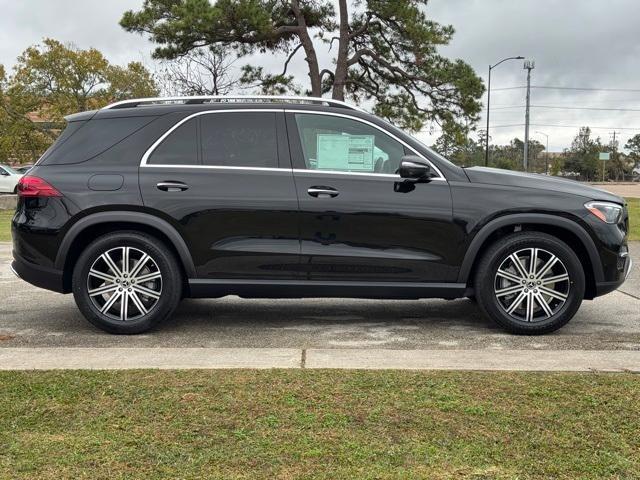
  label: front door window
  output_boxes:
[294,114,406,174]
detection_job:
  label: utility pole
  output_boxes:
[523,60,535,171]
[609,130,620,181]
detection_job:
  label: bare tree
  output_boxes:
[157,46,239,96]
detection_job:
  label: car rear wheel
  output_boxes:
[474,232,585,334]
[72,231,182,334]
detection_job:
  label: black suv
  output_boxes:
[11,96,632,334]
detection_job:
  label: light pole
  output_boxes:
[536,131,549,175]
[485,56,524,166]
[523,60,535,171]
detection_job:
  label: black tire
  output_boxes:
[72,231,182,334]
[474,232,585,335]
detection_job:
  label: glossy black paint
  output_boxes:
[139,168,301,279]
[290,171,459,282]
[11,102,630,300]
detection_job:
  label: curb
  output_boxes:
[0,347,639,372]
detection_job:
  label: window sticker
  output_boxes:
[316,134,375,171]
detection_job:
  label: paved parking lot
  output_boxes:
[589,183,640,198]
[1,242,638,354]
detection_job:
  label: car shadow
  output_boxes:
[161,297,495,332]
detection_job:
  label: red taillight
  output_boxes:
[17,176,62,197]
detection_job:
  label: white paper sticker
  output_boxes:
[316,134,375,171]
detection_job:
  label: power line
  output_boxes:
[492,85,640,93]
[488,123,640,131]
[534,86,640,93]
[492,86,527,91]
[489,124,525,129]
[491,105,640,112]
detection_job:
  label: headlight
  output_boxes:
[584,201,623,224]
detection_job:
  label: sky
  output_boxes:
[1,0,640,152]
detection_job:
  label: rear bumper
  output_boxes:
[11,254,66,293]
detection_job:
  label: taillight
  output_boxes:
[17,176,62,197]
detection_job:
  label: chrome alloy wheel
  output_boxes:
[87,246,162,321]
[494,248,570,323]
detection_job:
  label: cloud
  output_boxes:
[0,0,153,72]
[2,0,639,151]
[425,0,640,151]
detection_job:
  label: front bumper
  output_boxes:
[11,254,66,293]
[595,251,633,297]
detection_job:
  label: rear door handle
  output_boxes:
[307,186,339,198]
[157,181,189,192]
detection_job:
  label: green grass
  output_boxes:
[0,370,639,479]
[627,197,640,241]
[0,209,13,242]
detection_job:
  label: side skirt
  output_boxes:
[187,279,468,300]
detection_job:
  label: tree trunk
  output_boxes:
[291,0,322,97]
[332,0,350,100]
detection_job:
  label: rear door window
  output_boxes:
[148,118,198,165]
[200,112,278,168]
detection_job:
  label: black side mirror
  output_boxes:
[0,170,9,176]
[398,155,431,180]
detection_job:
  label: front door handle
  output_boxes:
[157,181,189,192]
[307,186,339,198]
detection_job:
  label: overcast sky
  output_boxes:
[1,0,639,152]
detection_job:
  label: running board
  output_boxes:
[187,279,468,300]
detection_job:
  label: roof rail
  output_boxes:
[102,95,366,113]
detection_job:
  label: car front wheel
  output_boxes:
[474,232,585,334]
[72,231,182,334]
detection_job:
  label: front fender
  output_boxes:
[456,213,604,284]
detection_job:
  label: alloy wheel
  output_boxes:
[494,247,570,322]
[86,246,163,321]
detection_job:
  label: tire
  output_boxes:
[72,231,182,334]
[474,232,585,335]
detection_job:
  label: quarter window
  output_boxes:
[294,113,406,174]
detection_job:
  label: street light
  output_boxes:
[485,56,525,166]
[535,131,549,175]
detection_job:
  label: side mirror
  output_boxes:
[0,170,9,176]
[398,155,431,180]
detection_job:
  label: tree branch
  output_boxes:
[320,69,335,83]
[281,43,303,76]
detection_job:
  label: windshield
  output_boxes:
[0,165,19,175]
[375,118,459,169]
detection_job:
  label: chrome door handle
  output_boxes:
[157,181,189,192]
[307,186,339,198]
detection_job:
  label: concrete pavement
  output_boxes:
[0,242,638,370]
[1,347,639,371]
[589,183,640,198]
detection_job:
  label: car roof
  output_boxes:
[103,95,364,112]
[66,96,370,123]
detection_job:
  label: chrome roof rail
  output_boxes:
[102,95,366,113]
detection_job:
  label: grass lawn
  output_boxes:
[627,197,640,241]
[0,209,13,242]
[0,370,639,479]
